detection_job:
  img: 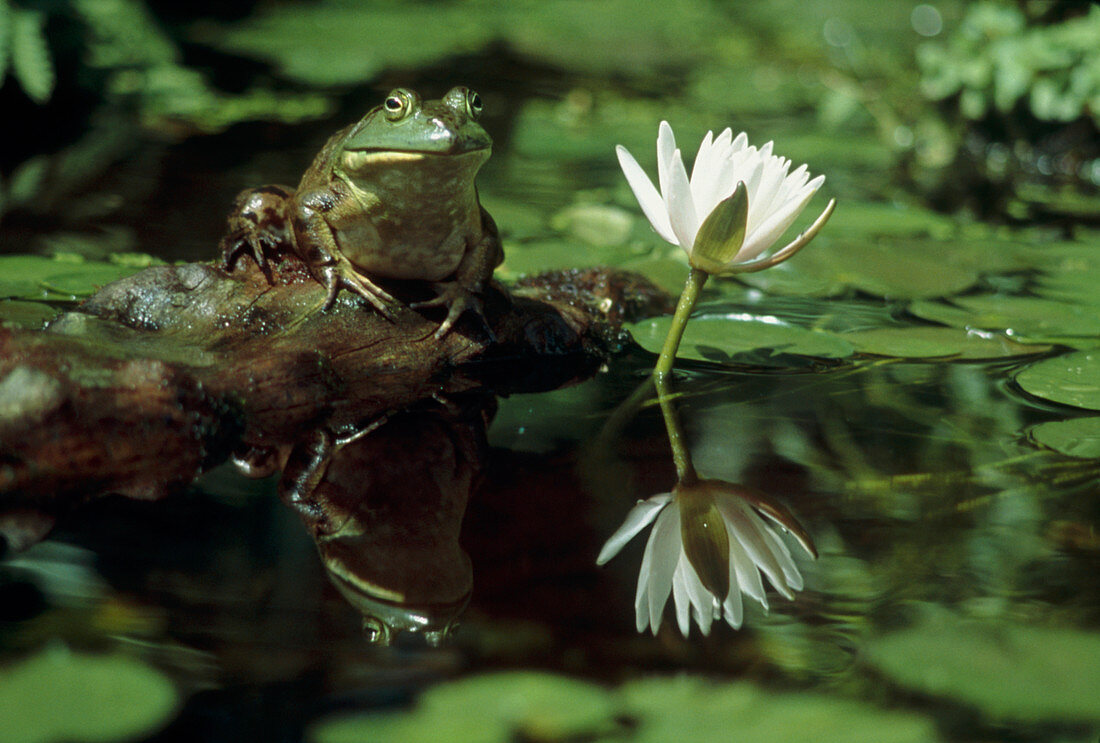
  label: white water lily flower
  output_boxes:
[597,479,816,637]
[616,122,835,274]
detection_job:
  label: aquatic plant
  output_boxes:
[601,123,833,636]
[597,480,816,636]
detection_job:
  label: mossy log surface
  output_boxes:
[0,256,670,513]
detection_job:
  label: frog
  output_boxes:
[220,86,502,337]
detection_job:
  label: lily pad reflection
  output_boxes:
[863,611,1100,723]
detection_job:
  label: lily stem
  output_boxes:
[652,267,709,486]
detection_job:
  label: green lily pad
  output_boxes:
[842,326,1050,360]
[0,645,179,743]
[741,239,980,300]
[1015,350,1100,410]
[0,254,147,302]
[910,294,1100,345]
[1029,417,1100,458]
[628,311,855,363]
[310,671,618,743]
[0,299,60,329]
[863,611,1100,723]
[618,676,939,743]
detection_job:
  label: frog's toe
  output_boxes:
[320,266,398,320]
[413,283,492,340]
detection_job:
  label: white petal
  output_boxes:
[640,502,681,634]
[736,176,823,263]
[656,121,677,209]
[672,557,692,637]
[747,156,791,230]
[722,551,744,629]
[616,146,677,244]
[719,497,788,601]
[682,553,715,636]
[665,149,699,252]
[597,492,672,565]
[728,527,767,609]
[759,523,804,591]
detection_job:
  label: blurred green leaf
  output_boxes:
[0,645,179,743]
[10,8,54,104]
[310,671,618,743]
[619,676,939,743]
[864,610,1100,723]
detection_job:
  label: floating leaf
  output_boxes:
[0,645,179,743]
[741,239,980,300]
[618,676,939,743]
[1029,417,1100,458]
[0,254,148,302]
[310,671,618,743]
[910,294,1100,345]
[842,326,1050,360]
[0,299,60,329]
[863,610,1100,723]
[628,311,854,363]
[1015,350,1100,410]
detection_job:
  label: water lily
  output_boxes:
[597,479,816,637]
[616,122,835,274]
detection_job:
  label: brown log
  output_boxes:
[0,256,670,509]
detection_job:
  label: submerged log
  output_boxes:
[0,255,670,512]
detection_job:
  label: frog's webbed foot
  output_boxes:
[411,281,493,340]
[219,186,294,275]
[318,262,398,321]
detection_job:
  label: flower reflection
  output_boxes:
[616,122,834,274]
[598,479,816,637]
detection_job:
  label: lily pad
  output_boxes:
[628,311,855,363]
[0,299,60,329]
[1015,350,1100,410]
[842,326,1050,360]
[0,254,148,302]
[309,671,618,743]
[618,676,939,743]
[1029,417,1100,458]
[0,645,179,743]
[741,239,980,300]
[863,611,1100,723]
[910,294,1100,345]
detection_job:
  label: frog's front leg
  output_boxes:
[278,418,389,531]
[293,190,398,319]
[220,185,295,274]
[413,208,504,338]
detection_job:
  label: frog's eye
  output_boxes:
[466,90,484,119]
[382,89,414,121]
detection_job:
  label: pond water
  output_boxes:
[3,1,1100,742]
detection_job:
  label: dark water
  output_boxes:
[3,10,1100,740]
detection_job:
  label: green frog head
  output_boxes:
[340,86,490,165]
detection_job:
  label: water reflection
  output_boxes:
[233,397,493,645]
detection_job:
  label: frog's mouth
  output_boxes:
[342,146,490,170]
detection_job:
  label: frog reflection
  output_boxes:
[234,398,491,645]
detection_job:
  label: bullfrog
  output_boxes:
[221,86,502,337]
